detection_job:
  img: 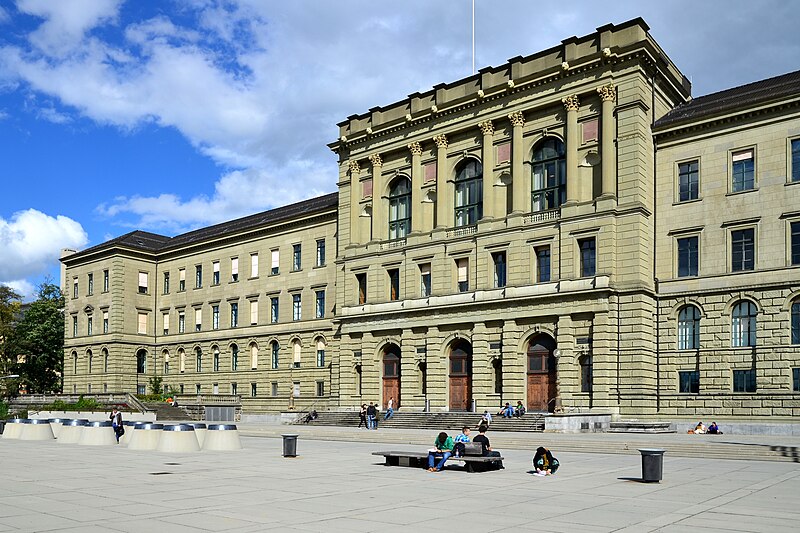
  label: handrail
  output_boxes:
[125,393,151,414]
[292,398,326,424]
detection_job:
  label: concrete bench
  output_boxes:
[372,450,504,473]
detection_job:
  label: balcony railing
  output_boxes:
[446,224,478,238]
[524,209,561,224]
[380,238,407,250]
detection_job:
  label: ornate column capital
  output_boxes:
[348,160,360,174]
[507,111,525,127]
[478,120,495,135]
[562,94,580,111]
[597,84,616,102]
[369,153,382,167]
[433,134,448,149]
[407,141,422,155]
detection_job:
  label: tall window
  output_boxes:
[454,159,482,226]
[138,272,148,294]
[87,317,93,336]
[212,305,219,330]
[72,316,78,337]
[250,253,258,278]
[388,177,411,239]
[178,311,185,333]
[731,300,757,347]
[677,305,701,350]
[212,261,220,285]
[87,273,94,295]
[580,355,593,393]
[315,290,325,319]
[136,349,147,374]
[293,340,301,368]
[163,272,170,294]
[163,351,170,375]
[356,273,367,304]
[250,344,258,369]
[678,160,699,202]
[194,308,202,332]
[231,344,239,371]
[579,238,596,277]
[677,236,699,277]
[535,246,551,283]
[316,239,326,266]
[73,278,78,299]
[292,244,302,271]
[292,294,301,321]
[103,269,109,292]
[456,258,469,292]
[271,249,280,275]
[731,149,755,192]
[196,348,202,372]
[270,297,279,323]
[271,341,279,369]
[137,312,147,334]
[420,263,431,297]
[793,368,800,392]
[179,349,185,373]
[179,268,186,291]
[791,300,800,345]
[231,257,239,282]
[316,338,326,367]
[87,351,93,373]
[251,382,257,398]
[103,311,109,334]
[213,348,220,372]
[230,302,238,327]
[103,349,108,373]
[733,369,756,392]
[250,299,258,325]
[195,265,202,288]
[388,269,400,301]
[531,138,566,211]
[792,139,800,183]
[791,221,800,266]
[679,370,699,393]
[492,251,506,288]
[731,228,755,271]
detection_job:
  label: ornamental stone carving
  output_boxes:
[348,160,360,174]
[433,134,449,149]
[508,111,525,127]
[369,153,383,167]
[478,120,495,135]
[407,141,422,155]
[597,84,616,102]
[562,94,580,111]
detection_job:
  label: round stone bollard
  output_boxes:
[281,434,298,457]
[20,419,55,441]
[188,423,207,448]
[1,418,26,440]
[58,419,89,444]
[78,421,117,446]
[157,424,200,453]
[639,448,666,482]
[202,424,242,451]
[48,418,72,439]
[120,421,138,446]
[127,423,163,451]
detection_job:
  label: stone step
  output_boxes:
[143,402,193,421]
[296,411,545,432]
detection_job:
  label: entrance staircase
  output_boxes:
[298,410,545,432]
[143,402,194,421]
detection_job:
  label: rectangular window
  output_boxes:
[87,273,94,296]
[250,253,258,278]
[791,221,800,266]
[677,236,699,277]
[194,308,202,332]
[251,382,257,398]
[731,228,755,272]
[316,239,326,267]
[72,316,78,337]
[212,305,219,330]
[356,273,367,304]
[535,246,551,283]
[87,316,93,336]
[456,258,469,292]
[163,272,170,294]
[293,381,301,397]
[271,382,279,397]
[213,350,219,372]
[678,370,699,393]
[138,272,148,294]
[492,251,507,288]
[231,257,239,282]
[195,265,202,288]
[420,263,432,297]
[179,268,186,291]
[230,302,238,327]
[73,278,78,299]
[213,261,220,285]
[271,342,279,369]
[316,381,325,397]
[162,312,169,335]
[733,369,757,392]
[271,249,280,275]
[196,384,201,394]
[250,300,258,325]
[579,238,596,277]
[316,347,325,368]
[315,290,325,319]
[164,361,170,375]
[793,368,800,392]
[270,297,279,323]
[103,269,109,292]
[232,347,239,371]
[388,268,400,301]
[103,311,109,334]
[178,311,185,333]
[792,139,800,183]
[292,294,302,321]
[137,312,147,335]
[731,149,755,192]
[292,244,302,271]
[678,160,699,202]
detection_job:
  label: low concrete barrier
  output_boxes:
[20,419,55,441]
[78,421,117,446]
[48,418,72,438]
[157,424,200,453]
[202,424,242,451]
[127,423,163,450]
[120,421,137,446]
[1,419,26,440]
[188,423,207,447]
[58,419,89,444]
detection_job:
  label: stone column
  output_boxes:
[509,111,526,213]
[479,120,495,220]
[434,134,449,228]
[408,141,423,233]
[597,84,617,199]
[562,95,580,205]
[370,154,384,241]
[348,160,361,245]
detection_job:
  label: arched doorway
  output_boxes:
[382,344,401,410]
[526,335,557,412]
[449,339,473,411]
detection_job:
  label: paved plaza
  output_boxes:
[1,428,799,532]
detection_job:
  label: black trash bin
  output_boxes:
[282,434,298,457]
[638,448,666,482]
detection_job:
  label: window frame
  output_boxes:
[729,147,756,193]
[230,302,238,328]
[578,237,596,278]
[676,158,700,203]
[292,243,302,271]
[315,290,326,319]
[790,220,800,267]
[791,300,800,345]
[676,234,700,278]
[731,300,757,348]
[535,246,551,283]
[356,272,367,304]
[730,226,756,272]
[388,177,412,240]
[677,305,701,350]
[270,296,279,324]
[491,251,507,288]
[453,158,483,227]
[531,137,567,212]
[316,239,326,267]
[789,137,800,184]
[388,268,400,301]
[678,370,700,394]
[732,369,757,393]
[292,293,302,321]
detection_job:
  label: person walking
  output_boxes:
[109,408,124,444]
[384,397,394,420]
[358,404,368,429]
[366,402,376,430]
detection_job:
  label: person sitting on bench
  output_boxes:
[453,426,471,457]
[473,425,504,469]
[427,432,454,472]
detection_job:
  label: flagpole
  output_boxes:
[472,0,475,74]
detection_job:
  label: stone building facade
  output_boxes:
[62,18,800,418]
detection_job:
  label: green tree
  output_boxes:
[0,285,22,399]
[12,282,65,393]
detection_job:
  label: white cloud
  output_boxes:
[4,279,36,301]
[0,209,88,283]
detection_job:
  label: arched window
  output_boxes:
[531,138,566,212]
[162,350,170,375]
[102,348,109,373]
[388,177,411,240]
[213,346,220,372]
[677,305,701,350]
[731,300,757,347]
[72,351,78,374]
[792,300,800,345]
[250,343,258,369]
[231,344,239,371]
[454,159,482,226]
[136,349,147,374]
[292,340,301,368]
[271,341,280,369]
[179,349,185,373]
[195,347,202,372]
[87,350,93,374]
[579,354,593,393]
[316,338,326,368]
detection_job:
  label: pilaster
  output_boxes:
[562,95,580,207]
[408,142,424,233]
[597,84,617,206]
[479,121,495,219]
[348,160,361,245]
[369,154,384,242]
[509,112,526,213]
[434,134,450,228]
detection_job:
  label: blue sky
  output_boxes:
[1,0,798,299]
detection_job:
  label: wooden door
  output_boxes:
[449,343,472,411]
[527,336,557,412]
[382,347,401,409]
